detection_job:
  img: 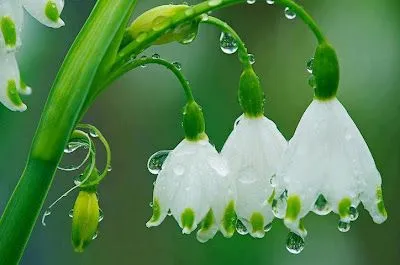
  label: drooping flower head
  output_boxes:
[0,0,64,111]
[222,67,287,238]
[147,101,237,242]
[274,43,387,237]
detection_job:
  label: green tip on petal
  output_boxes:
[376,187,387,217]
[7,80,24,108]
[250,212,264,235]
[0,16,17,48]
[199,209,215,232]
[285,195,301,221]
[45,1,60,22]
[181,208,195,234]
[222,200,237,237]
[338,197,352,218]
[148,198,161,225]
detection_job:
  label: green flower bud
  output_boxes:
[182,101,206,141]
[313,42,340,100]
[238,67,264,118]
[71,190,100,253]
[122,5,199,48]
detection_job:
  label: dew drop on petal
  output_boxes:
[167,210,172,216]
[306,58,314,73]
[349,206,359,221]
[313,194,331,215]
[266,0,275,4]
[338,221,351,232]
[235,219,249,235]
[99,209,104,222]
[173,165,185,176]
[220,32,238,54]
[147,150,171,174]
[42,210,52,227]
[284,7,296,20]
[208,156,228,177]
[286,232,305,254]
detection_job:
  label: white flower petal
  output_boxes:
[276,98,387,235]
[222,114,287,238]
[23,0,65,28]
[0,50,26,111]
[0,0,24,51]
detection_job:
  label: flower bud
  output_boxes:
[122,5,199,47]
[71,190,100,253]
[182,101,206,141]
[238,67,264,118]
[313,42,340,100]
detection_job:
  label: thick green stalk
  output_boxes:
[0,1,136,264]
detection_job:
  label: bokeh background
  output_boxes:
[1,0,399,264]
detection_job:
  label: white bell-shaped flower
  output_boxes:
[23,0,65,28]
[275,98,387,237]
[0,49,27,111]
[0,0,24,51]
[146,137,237,243]
[221,114,287,238]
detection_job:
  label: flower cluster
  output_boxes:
[0,0,64,111]
[146,55,387,252]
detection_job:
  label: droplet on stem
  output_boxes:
[220,32,238,54]
[284,7,297,20]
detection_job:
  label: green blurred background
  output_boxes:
[1,0,399,264]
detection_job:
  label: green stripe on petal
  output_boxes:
[250,212,264,234]
[7,80,23,107]
[222,200,236,237]
[376,187,387,217]
[45,1,60,22]
[199,209,215,232]
[285,195,301,221]
[148,198,161,223]
[181,208,195,233]
[0,16,17,47]
[338,197,351,218]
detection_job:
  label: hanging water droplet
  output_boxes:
[140,55,147,68]
[167,209,172,216]
[99,209,104,222]
[284,7,296,20]
[42,210,52,226]
[64,142,81,154]
[69,209,74,218]
[266,0,275,4]
[179,32,196,44]
[149,201,154,208]
[92,232,98,240]
[264,222,272,232]
[173,165,185,176]
[313,194,331,215]
[248,53,255,65]
[147,150,171,174]
[308,75,316,89]
[235,219,249,235]
[349,206,359,221]
[306,58,314,73]
[172,61,182,70]
[220,32,238,54]
[247,0,256,4]
[89,129,99,138]
[73,174,83,186]
[152,53,160,59]
[107,165,112,172]
[338,221,351,232]
[286,232,305,254]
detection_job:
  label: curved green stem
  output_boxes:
[103,57,194,102]
[202,16,251,67]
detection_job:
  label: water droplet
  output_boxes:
[266,0,275,4]
[284,7,296,20]
[313,194,331,215]
[349,206,359,221]
[152,53,160,59]
[264,223,272,232]
[248,53,255,64]
[42,210,52,226]
[149,201,154,208]
[235,219,249,235]
[286,232,305,254]
[107,165,112,172]
[338,221,351,232]
[308,75,316,88]
[180,32,196,44]
[234,116,242,128]
[64,142,81,154]
[220,32,238,54]
[272,191,287,218]
[173,165,185,176]
[69,209,74,218]
[184,8,194,16]
[167,210,172,216]
[247,0,256,4]
[172,61,182,70]
[99,209,104,222]
[208,156,228,177]
[147,150,171,174]
[92,232,98,240]
[201,14,209,21]
[73,174,83,186]
[140,55,147,68]
[208,0,222,7]
[306,58,314,73]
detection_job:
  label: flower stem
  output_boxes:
[0,1,136,264]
